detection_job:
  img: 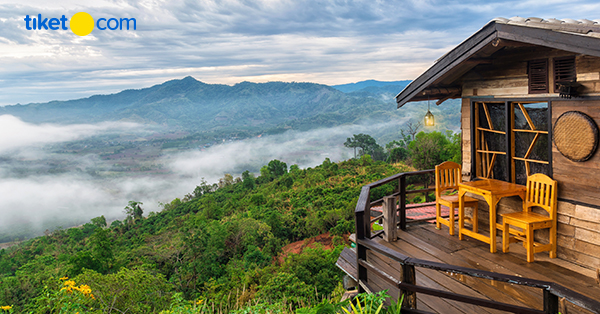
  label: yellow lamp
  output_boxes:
[424,98,435,126]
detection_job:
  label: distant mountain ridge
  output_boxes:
[331,80,411,93]
[0,76,399,133]
[0,77,461,140]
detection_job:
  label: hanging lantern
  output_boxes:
[424,97,435,126]
[424,110,435,126]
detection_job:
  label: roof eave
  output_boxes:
[396,22,600,108]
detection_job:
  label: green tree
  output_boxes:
[242,170,255,190]
[124,201,143,222]
[408,131,461,170]
[89,227,114,274]
[344,133,385,161]
[267,159,287,177]
[90,215,107,228]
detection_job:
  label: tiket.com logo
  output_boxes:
[24,12,136,36]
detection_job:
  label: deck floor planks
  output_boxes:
[366,244,472,313]
[393,229,542,310]
[464,246,597,314]
[339,223,600,314]
[406,223,600,311]
[475,243,600,300]
[366,264,466,314]
[388,237,526,314]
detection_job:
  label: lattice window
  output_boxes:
[528,59,549,94]
[512,102,550,185]
[473,101,551,184]
[474,102,508,181]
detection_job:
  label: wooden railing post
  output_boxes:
[401,264,417,309]
[424,175,430,203]
[543,289,559,314]
[356,186,370,293]
[356,209,368,293]
[399,175,407,230]
[383,196,397,242]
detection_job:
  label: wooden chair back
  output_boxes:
[524,173,558,219]
[435,161,462,198]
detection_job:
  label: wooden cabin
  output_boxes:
[337,18,600,313]
[397,17,600,270]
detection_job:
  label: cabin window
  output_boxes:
[553,56,576,92]
[474,102,509,181]
[512,102,550,185]
[528,59,549,94]
[473,101,551,184]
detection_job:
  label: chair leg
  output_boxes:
[502,221,510,253]
[550,225,557,259]
[435,202,442,230]
[526,224,534,263]
[448,206,455,236]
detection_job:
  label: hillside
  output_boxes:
[0,157,413,313]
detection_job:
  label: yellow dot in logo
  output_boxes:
[70,12,94,36]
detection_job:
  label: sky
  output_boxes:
[0,0,599,106]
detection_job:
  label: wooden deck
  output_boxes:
[337,223,600,314]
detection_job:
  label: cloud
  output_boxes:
[0,115,141,154]
[2,0,598,105]
[0,117,411,239]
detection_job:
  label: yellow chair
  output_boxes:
[501,173,557,263]
[435,161,479,236]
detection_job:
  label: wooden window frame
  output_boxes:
[470,99,553,183]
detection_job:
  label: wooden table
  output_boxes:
[458,179,526,253]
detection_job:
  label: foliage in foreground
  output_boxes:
[0,156,413,313]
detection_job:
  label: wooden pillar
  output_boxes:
[399,176,407,230]
[401,264,417,309]
[543,289,559,314]
[383,196,397,242]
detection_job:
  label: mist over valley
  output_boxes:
[0,77,460,242]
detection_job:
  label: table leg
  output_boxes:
[502,220,510,253]
[487,195,499,253]
[458,189,466,240]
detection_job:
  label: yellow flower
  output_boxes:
[196,299,204,305]
[0,305,12,310]
[59,276,69,280]
[63,280,76,287]
[79,285,92,296]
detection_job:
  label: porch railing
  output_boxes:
[355,170,600,314]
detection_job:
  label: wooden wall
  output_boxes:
[552,100,600,204]
[460,48,600,99]
[461,97,471,180]
[456,51,600,270]
[551,99,600,270]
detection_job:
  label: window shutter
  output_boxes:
[554,56,576,91]
[528,59,548,94]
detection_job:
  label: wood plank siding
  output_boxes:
[456,50,600,270]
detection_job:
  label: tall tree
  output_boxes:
[404,120,422,141]
[344,133,385,161]
[124,201,143,222]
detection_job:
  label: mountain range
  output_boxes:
[0,77,458,138]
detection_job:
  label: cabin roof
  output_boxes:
[396,17,600,108]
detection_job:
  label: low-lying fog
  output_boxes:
[0,114,410,241]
